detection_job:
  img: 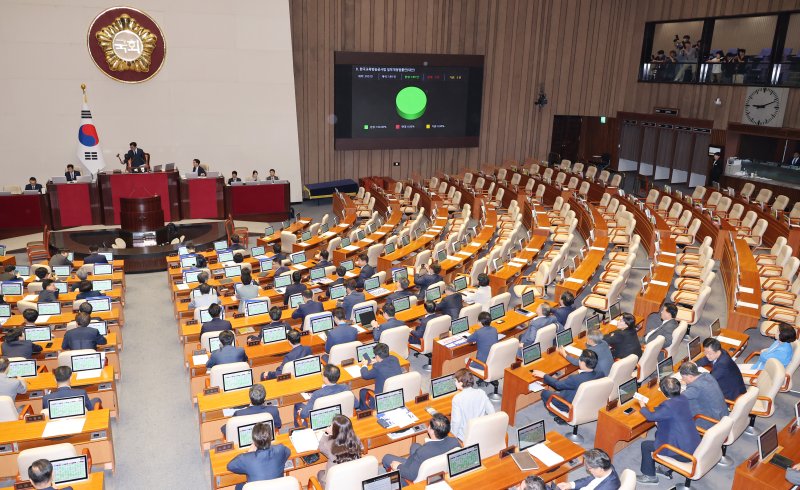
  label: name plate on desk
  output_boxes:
[203,387,220,395]
[25,414,45,423]
[214,442,234,453]
[14,482,33,490]
[510,361,521,370]
[277,373,291,382]
[356,410,373,420]
[415,394,429,404]
[341,358,355,367]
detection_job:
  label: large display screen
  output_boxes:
[334,52,484,150]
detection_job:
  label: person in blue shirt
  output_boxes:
[227,422,290,490]
[358,342,402,410]
[221,384,281,436]
[82,245,108,265]
[75,280,102,300]
[206,330,248,369]
[355,253,375,289]
[552,291,576,327]
[291,289,324,321]
[518,303,560,355]
[385,278,413,305]
[467,312,498,369]
[371,302,405,341]
[295,364,350,424]
[324,307,358,359]
[752,322,796,370]
[340,279,365,319]
[409,301,440,345]
[265,328,311,380]
[27,459,74,490]
[533,349,600,424]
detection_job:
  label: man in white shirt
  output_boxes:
[557,448,620,489]
[189,283,219,310]
[450,368,495,441]
[0,357,27,400]
[462,273,492,312]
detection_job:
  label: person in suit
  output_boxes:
[604,312,643,360]
[191,158,207,176]
[62,312,107,351]
[64,164,81,182]
[49,249,73,267]
[643,302,678,348]
[679,362,729,429]
[324,307,358,357]
[355,253,375,289]
[637,376,702,484]
[414,263,443,297]
[27,459,74,490]
[325,266,348,299]
[436,283,463,321]
[266,328,311,380]
[1,326,43,359]
[517,476,547,490]
[0,265,19,281]
[283,271,307,304]
[450,368,495,441]
[42,366,96,412]
[788,151,800,167]
[234,270,260,313]
[189,283,219,310]
[382,413,461,483]
[385,278,413,305]
[560,328,613,377]
[24,177,43,193]
[228,171,242,185]
[752,321,796,370]
[518,303,561,355]
[200,303,232,336]
[260,307,290,338]
[221,384,281,437]
[226,422,290,490]
[0,356,27,400]
[206,330,248,369]
[75,281,101,300]
[534,349,600,424]
[696,338,746,400]
[295,364,350,422]
[83,245,108,265]
[371,302,405,342]
[463,273,492,312]
[556,449,620,490]
[122,142,147,171]
[409,301,439,345]
[358,342,402,410]
[250,170,260,182]
[292,289,324,321]
[315,250,333,269]
[709,152,725,184]
[37,279,59,303]
[229,234,245,251]
[265,168,280,181]
[340,279,365,319]
[552,291,576,326]
[316,414,365,487]
[787,464,800,485]
[467,312,498,368]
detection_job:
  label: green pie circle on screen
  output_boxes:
[396,86,427,120]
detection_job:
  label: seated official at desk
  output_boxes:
[265,329,310,380]
[65,164,81,182]
[2,326,43,359]
[451,368,495,441]
[76,280,102,300]
[340,280,365,319]
[83,245,108,265]
[63,312,107,350]
[553,291,576,328]
[357,342,402,410]
[637,377,701,485]
[270,243,286,265]
[235,270,260,313]
[556,448,620,490]
[38,279,59,303]
[0,356,27,400]
[559,328,613,377]
[292,290,324,321]
[200,303,232,336]
[260,307,290,338]
[190,283,219,310]
[265,168,280,181]
[20,308,41,327]
[384,278,413,305]
[191,158,207,176]
[696,338,746,400]
[678,362,728,430]
[206,330,248,369]
[324,307,358,359]
[227,422,290,490]
[382,413,460,484]
[24,177,43,193]
[604,312,642,360]
[316,414,364,488]
[436,283,463,320]
[296,364,349,424]
[463,273,492,312]
[467,312,498,369]
[371,303,404,342]
[250,170,259,182]
[409,301,439,345]
[229,234,245,251]
[284,271,307,304]
[752,321,796,370]
[324,267,347,300]
[28,458,74,490]
[643,303,678,348]
[228,171,242,185]
[315,250,333,269]
[519,303,561,355]
[49,249,73,267]
[0,265,20,281]
[414,263,443,297]
[533,349,600,425]
[221,384,282,436]
[43,366,97,412]
[355,254,375,289]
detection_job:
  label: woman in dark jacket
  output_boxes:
[604,312,643,360]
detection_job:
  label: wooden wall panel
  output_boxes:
[289,0,800,185]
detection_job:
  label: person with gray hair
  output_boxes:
[557,448,620,489]
[518,303,560,356]
[0,356,27,400]
[517,475,547,490]
[558,327,613,376]
[678,361,728,429]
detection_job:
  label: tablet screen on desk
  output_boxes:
[311,315,334,334]
[585,314,600,332]
[450,317,469,336]
[261,325,287,344]
[329,284,346,300]
[222,369,253,392]
[246,300,270,317]
[340,238,351,249]
[758,424,779,461]
[618,377,638,405]
[289,294,304,309]
[293,356,322,377]
[522,342,541,365]
[362,471,401,490]
[341,260,354,271]
[517,419,545,451]
[354,307,376,326]
[391,268,408,283]
[658,357,673,381]
[291,251,306,264]
[93,279,113,292]
[521,290,535,309]
[93,263,113,276]
[364,276,381,293]
[431,374,458,399]
[490,303,505,321]
[89,321,107,336]
[608,301,621,321]
[250,246,266,257]
[376,388,404,414]
[274,274,292,289]
[357,343,376,363]
[24,326,51,342]
[71,352,102,372]
[180,256,197,268]
[301,231,312,242]
[447,444,482,478]
[224,265,242,278]
[687,336,701,360]
[310,267,326,281]
[87,297,111,312]
[7,359,36,378]
[392,296,411,313]
[37,302,60,316]
[48,396,86,420]
[52,266,71,277]
[555,329,573,347]
[454,276,468,292]
[217,250,234,263]
[384,243,396,255]
[0,304,9,318]
[214,240,228,251]
[310,405,342,431]
[51,455,88,485]
[1,281,22,296]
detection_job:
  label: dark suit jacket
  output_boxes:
[200,318,233,336]
[543,369,601,404]
[228,177,242,185]
[24,183,42,193]
[76,290,103,300]
[384,289,413,305]
[62,326,107,351]
[342,291,366,319]
[604,328,642,360]
[292,300,324,320]
[325,277,346,299]
[645,318,678,347]
[697,350,747,400]
[361,355,402,393]
[399,436,461,481]
[415,273,443,295]
[206,345,249,368]
[38,289,59,302]
[373,317,405,341]
[83,253,108,264]
[467,325,498,363]
[641,395,701,460]
[1,340,42,359]
[65,170,81,182]
[357,264,376,288]
[0,272,16,281]
[227,445,291,483]
[412,313,441,339]
[573,469,621,490]
[436,293,463,321]
[553,305,576,327]
[519,316,560,348]
[125,148,146,168]
[193,166,207,176]
[277,344,313,375]
[324,323,358,353]
[42,386,93,411]
[315,260,333,269]
[300,383,349,418]
[283,283,308,304]
[567,340,613,377]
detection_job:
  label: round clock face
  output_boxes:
[744,87,780,126]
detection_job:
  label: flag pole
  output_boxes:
[81,83,87,103]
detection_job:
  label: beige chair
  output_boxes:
[16,299,38,313]
[413,452,451,483]
[706,387,758,466]
[739,183,754,200]
[379,325,411,359]
[675,286,710,334]
[583,276,624,315]
[243,477,301,490]
[654,416,732,489]
[57,349,99,368]
[328,341,361,366]
[466,338,519,400]
[546,377,614,443]
[754,188,773,205]
[409,315,452,371]
[563,306,589,338]
[585,166,598,181]
[462,411,509,458]
[308,455,379,490]
[772,195,790,212]
[310,390,356,417]
[637,336,665,383]
[489,292,511,313]
[606,355,639,401]
[17,443,78,477]
[384,371,422,403]
[532,323,558,350]
[208,363,250,390]
[619,469,636,490]
[745,358,785,434]
[225,412,275,448]
[0,396,23,422]
[279,231,297,253]
[742,218,768,247]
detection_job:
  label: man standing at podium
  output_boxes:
[119,142,147,172]
[65,164,81,182]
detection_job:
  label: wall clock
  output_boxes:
[742,86,787,127]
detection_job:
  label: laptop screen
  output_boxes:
[340,237,351,248]
[341,260,354,271]
[586,314,601,331]
[376,388,404,414]
[290,251,306,264]
[384,243,396,255]
[251,246,266,257]
[556,329,573,347]
[16,265,30,277]
[180,256,198,268]
[52,265,71,277]
[288,294,304,309]
[222,369,253,392]
[1,281,22,296]
[450,317,469,335]
[87,297,111,312]
[357,342,376,363]
[264,226,274,236]
[310,267,326,280]
[71,352,102,372]
[93,263,113,275]
[178,246,189,255]
[425,287,441,302]
[0,245,4,255]
[259,258,273,272]
[214,240,228,251]
[89,321,108,336]
[237,419,274,448]
[521,290,535,308]
[688,336,702,361]
[224,265,242,278]
[245,300,270,317]
[98,252,113,261]
[431,374,458,398]
[357,230,366,241]
[392,268,408,283]
[53,281,68,294]
[329,284,346,300]
[453,276,468,292]
[364,276,380,292]
[658,357,673,381]
[92,279,113,292]
[48,396,86,420]
[217,250,234,263]
[51,455,88,485]
[262,325,287,344]
[24,326,51,342]
[311,315,334,334]
[301,231,312,242]
[758,424,779,461]
[522,342,542,365]
[7,359,36,378]
[310,404,342,431]
[392,296,411,313]
[489,303,505,321]
[362,471,401,490]
[618,377,638,405]
[274,274,292,288]
[609,301,621,320]
[354,306,376,325]
[710,318,721,337]
[517,419,546,451]
[447,444,482,478]
[293,356,322,377]
[437,249,447,263]
[402,235,410,246]
[37,302,61,315]
[320,224,329,234]
[0,304,9,317]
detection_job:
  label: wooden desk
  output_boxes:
[630,197,677,320]
[0,256,16,267]
[180,176,225,219]
[98,170,181,224]
[0,472,104,490]
[732,420,800,490]
[594,380,667,459]
[254,218,312,249]
[377,209,448,274]
[225,181,291,221]
[46,181,102,229]
[723,235,763,333]
[19,366,118,418]
[553,199,610,300]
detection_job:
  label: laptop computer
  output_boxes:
[262,325,287,344]
[354,306,376,326]
[0,281,22,296]
[71,352,102,372]
[7,359,36,378]
[658,357,674,381]
[222,369,253,392]
[87,297,111,312]
[328,284,346,300]
[362,471,401,490]
[430,374,458,398]
[293,356,322,377]
[618,377,638,405]
[758,424,794,468]
[453,275,468,292]
[687,336,702,361]
[447,444,482,478]
[511,419,545,470]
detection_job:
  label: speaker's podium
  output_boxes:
[118,196,167,247]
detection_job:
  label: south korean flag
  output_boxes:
[76,89,106,175]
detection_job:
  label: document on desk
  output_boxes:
[590,246,606,252]
[446,255,462,262]
[715,335,741,347]
[344,365,363,378]
[564,345,583,357]
[176,283,190,291]
[75,369,103,380]
[529,381,545,392]
[222,408,236,417]
[192,354,209,365]
[735,300,759,309]
[42,417,86,438]
[35,316,51,324]
[294,264,307,271]
[317,278,333,285]
[565,277,584,284]
[368,287,390,296]
[738,363,757,375]
[633,392,649,405]
[387,426,417,440]
[290,428,320,453]
[457,251,472,258]
[738,286,754,294]
[528,442,564,467]
[439,335,468,348]
[343,245,359,252]
[301,392,311,401]
[470,241,481,247]
[379,407,418,428]
[321,232,336,239]
[362,238,374,244]
[426,482,453,490]
[525,248,540,253]
[650,280,668,287]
